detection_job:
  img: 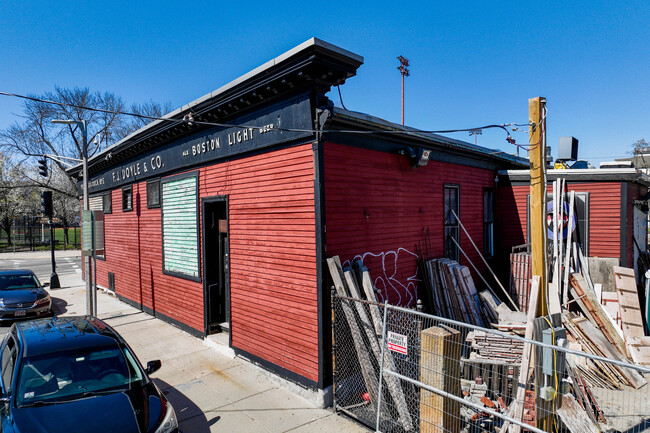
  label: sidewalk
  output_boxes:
[0,251,369,433]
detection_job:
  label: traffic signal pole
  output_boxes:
[41,190,60,289]
[49,221,60,288]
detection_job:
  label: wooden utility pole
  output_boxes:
[529,97,547,318]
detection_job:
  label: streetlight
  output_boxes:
[51,119,94,316]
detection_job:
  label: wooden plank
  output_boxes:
[626,336,650,365]
[572,316,647,389]
[460,266,486,327]
[342,267,414,431]
[557,394,601,433]
[570,273,627,356]
[360,270,383,335]
[326,257,379,405]
[420,326,462,433]
[613,266,645,340]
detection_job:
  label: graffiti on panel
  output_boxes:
[342,247,420,307]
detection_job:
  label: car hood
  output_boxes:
[9,382,166,433]
[0,288,47,304]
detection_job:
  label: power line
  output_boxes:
[0,90,531,145]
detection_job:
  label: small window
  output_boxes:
[147,180,161,209]
[483,189,494,256]
[122,186,133,212]
[103,193,112,214]
[444,185,460,261]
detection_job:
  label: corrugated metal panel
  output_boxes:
[323,141,496,307]
[162,176,198,277]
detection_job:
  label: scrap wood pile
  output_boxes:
[501,179,650,433]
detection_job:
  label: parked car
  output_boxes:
[0,316,178,433]
[0,270,51,321]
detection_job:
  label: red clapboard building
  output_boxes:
[68,38,527,391]
[496,169,650,277]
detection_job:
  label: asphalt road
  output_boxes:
[0,254,81,282]
[0,252,81,335]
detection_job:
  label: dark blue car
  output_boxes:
[0,270,52,321]
[0,316,178,433]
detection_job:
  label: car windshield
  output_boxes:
[0,274,41,290]
[16,343,145,407]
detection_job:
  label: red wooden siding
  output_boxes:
[95,183,205,332]
[94,143,319,383]
[497,182,624,258]
[200,144,318,382]
[323,142,496,306]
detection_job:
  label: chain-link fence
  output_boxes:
[333,294,650,433]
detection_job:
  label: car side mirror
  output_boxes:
[0,396,9,405]
[42,282,50,288]
[146,360,161,375]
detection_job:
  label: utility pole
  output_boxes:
[529,97,547,317]
[397,56,410,125]
[52,119,94,316]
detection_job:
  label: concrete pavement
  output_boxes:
[0,250,369,433]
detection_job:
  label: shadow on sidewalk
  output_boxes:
[51,297,68,315]
[153,378,220,433]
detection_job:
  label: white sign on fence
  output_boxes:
[387,331,408,354]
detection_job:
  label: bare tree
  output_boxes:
[0,87,172,198]
[631,138,650,171]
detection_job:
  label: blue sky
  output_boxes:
[1,1,648,166]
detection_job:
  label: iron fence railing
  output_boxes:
[0,224,80,252]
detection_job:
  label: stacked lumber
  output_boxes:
[466,330,524,363]
[421,258,491,327]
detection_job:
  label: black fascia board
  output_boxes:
[67,38,363,179]
[323,109,528,170]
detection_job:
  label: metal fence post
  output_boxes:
[331,286,338,413]
[375,302,389,432]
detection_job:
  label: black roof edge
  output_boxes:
[327,108,529,167]
[498,168,650,187]
[67,38,364,177]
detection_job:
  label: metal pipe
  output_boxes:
[374,301,389,432]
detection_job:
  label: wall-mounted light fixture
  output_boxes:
[399,147,430,168]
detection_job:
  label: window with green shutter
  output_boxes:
[161,173,200,280]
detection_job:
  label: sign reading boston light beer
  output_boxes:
[84,95,313,194]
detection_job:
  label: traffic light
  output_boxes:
[38,157,48,177]
[41,191,53,217]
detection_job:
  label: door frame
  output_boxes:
[201,195,230,338]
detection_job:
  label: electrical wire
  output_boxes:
[336,85,348,111]
[0,90,529,148]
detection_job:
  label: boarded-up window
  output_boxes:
[483,189,494,256]
[122,186,132,212]
[147,180,161,209]
[161,174,199,280]
[444,184,460,261]
[103,193,112,214]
